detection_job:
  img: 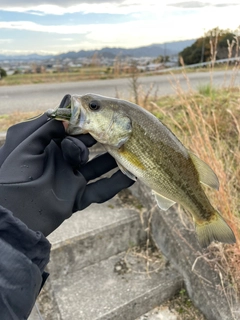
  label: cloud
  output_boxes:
[168,1,239,8]
[0,21,90,34]
[0,39,13,43]
[169,1,209,8]
[0,1,161,15]
[0,0,240,54]
[215,3,238,6]
[60,38,74,41]
[0,0,125,7]
[0,19,197,50]
[0,48,57,55]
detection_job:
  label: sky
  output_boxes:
[0,0,239,55]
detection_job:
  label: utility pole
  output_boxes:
[200,29,205,64]
[164,43,166,63]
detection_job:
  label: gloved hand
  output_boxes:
[0,112,134,237]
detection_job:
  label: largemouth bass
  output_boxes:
[48,94,236,248]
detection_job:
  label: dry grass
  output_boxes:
[138,75,240,302]
[0,67,116,86]
[0,111,43,131]
[168,288,206,320]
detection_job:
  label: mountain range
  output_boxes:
[0,39,195,61]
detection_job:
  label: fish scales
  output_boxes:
[110,118,215,222]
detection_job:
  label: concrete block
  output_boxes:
[42,252,182,320]
[47,195,147,280]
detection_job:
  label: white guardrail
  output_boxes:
[156,57,240,74]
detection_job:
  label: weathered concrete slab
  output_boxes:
[46,193,147,280]
[41,252,182,320]
[133,183,238,320]
[28,304,42,320]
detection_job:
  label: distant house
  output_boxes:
[164,61,178,68]
[4,68,15,76]
[146,63,164,71]
[137,66,147,72]
[17,65,32,74]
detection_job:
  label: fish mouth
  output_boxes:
[67,95,86,134]
[47,94,86,134]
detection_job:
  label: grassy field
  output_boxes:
[0,67,114,85]
[0,64,231,86]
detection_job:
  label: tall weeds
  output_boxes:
[143,71,240,297]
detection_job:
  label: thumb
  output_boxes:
[19,117,65,156]
[0,114,49,166]
[0,114,65,165]
[0,116,66,183]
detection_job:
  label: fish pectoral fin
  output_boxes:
[189,151,219,190]
[116,161,137,181]
[152,191,176,211]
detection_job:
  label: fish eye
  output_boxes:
[89,100,101,111]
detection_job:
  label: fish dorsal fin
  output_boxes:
[189,151,219,190]
[152,191,176,211]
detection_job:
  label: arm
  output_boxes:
[0,205,50,320]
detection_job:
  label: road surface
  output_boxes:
[0,69,239,114]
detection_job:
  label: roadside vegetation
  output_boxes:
[0,62,237,87]
[0,67,116,85]
[132,75,240,306]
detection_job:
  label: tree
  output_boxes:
[153,55,170,63]
[179,27,237,65]
[153,55,164,63]
[0,67,7,79]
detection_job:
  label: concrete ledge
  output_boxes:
[42,252,183,320]
[47,199,147,280]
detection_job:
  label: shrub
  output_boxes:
[0,68,7,78]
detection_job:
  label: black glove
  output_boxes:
[0,113,134,236]
[0,205,50,320]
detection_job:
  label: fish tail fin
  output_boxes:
[195,211,236,248]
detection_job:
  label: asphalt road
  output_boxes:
[0,69,239,114]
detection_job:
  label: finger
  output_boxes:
[2,114,48,153]
[76,170,135,210]
[71,133,97,148]
[79,153,117,182]
[0,114,59,166]
[61,136,89,167]
[17,118,66,156]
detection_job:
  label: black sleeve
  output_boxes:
[0,205,51,320]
